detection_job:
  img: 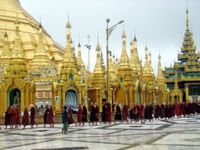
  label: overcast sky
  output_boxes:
[20,0,200,74]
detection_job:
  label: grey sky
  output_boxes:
[20,0,200,74]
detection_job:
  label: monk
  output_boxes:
[89,103,95,125]
[43,105,49,128]
[82,105,87,126]
[10,106,18,129]
[22,107,29,129]
[115,103,122,123]
[77,104,83,126]
[102,101,107,124]
[122,104,128,123]
[94,103,99,126]
[4,107,11,129]
[48,106,54,127]
[30,105,36,128]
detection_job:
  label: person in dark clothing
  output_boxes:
[43,105,49,128]
[5,107,11,129]
[115,104,122,123]
[62,106,68,134]
[82,105,87,126]
[22,106,29,129]
[30,105,36,128]
[90,103,96,125]
[102,101,107,124]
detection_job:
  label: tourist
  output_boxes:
[62,106,68,134]
[22,106,29,129]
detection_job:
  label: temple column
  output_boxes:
[129,87,133,108]
[21,89,25,113]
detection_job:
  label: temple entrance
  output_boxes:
[66,90,78,111]
[8,88,21,107]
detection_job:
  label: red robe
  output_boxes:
[22,108,29,126]
[30,107,36,125]
[122,105,128,121]
[77,106,83,122]
[47,108,54,124]
[10,107,17,125]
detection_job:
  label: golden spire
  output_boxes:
[0,31,11,60]
[77,42,85,68]
[60,17,79,81]
[66,16,72,44]
[149,51,154,75]
[5,15,27,79]
[31,24,50,72]
[93,40,104,74]
[117,29,132,83]
[12,14,24,58]
[130,34,142,76]
[157,54,165,83]
[119,29,130,66]
[142,46,150,76]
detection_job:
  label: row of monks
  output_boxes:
[3,101,200,129]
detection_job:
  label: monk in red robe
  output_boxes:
[48,106,54,127]
[30,105,36,128]
[77,104,83,126]
[22,107,29,129]
[4,107,11,129]
[10,106,18,129]
[122,104,128,123]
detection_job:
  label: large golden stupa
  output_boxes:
[0,0,170,115]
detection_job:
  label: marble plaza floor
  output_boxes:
[0,115,200,150]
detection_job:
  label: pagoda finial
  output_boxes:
[149,51,152,64]
[186,8,189,30]
[134,34,137,42]
[145,46,148,62]
[66,15,72,44]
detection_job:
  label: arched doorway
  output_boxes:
[8,88,21,107]
[66,90,78,111]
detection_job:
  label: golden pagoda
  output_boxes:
[0,0,171,115]
[164,9,200,103]
[87,39,106,110]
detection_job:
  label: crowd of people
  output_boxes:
[2,101,200,133]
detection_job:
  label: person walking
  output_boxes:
[62,106,69,134]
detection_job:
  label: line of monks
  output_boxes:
[3,101,200,130]
[4,105,54,129]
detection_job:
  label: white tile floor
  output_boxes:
[0,115,200,150]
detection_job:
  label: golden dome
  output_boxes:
[0,0,64,65]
